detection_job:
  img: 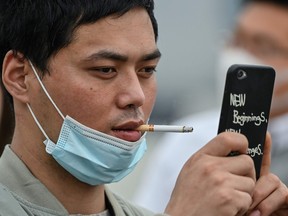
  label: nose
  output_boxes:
[116,73,145,109]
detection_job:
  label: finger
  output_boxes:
[218,154,256,181]
[233,190,253,216]
[250,174,278,210]
[260,132,272,176]
[256,183,287,216]
[199,132,249,157]
[250,174,285,213]
[204,159,255,193]
[227,173,256,195]
[211,187,253,216]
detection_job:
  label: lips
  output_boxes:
[112,121,143,142]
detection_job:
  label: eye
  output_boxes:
[89,67,117,79]
[93,67,116,74]
[138,66,157,78]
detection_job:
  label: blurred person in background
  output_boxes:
[133,0,288,212]
[0,86,14,155]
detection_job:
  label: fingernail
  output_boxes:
[249,210,261,216]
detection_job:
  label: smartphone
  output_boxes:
[218,64,275,179]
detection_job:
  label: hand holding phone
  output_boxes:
[218,64,275,179]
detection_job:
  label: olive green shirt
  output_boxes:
[0,145,168,216]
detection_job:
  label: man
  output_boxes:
[0,0,287,215]
[133,0,288,213]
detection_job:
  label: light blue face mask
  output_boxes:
[27,61,147,185]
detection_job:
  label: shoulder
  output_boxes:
[0,183,30,215]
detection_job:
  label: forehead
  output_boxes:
[72,7,155,47]
[237,3,288,42]
[50,7,157,65]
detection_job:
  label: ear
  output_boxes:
[2,50,30,103]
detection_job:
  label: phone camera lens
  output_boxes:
[237,70,247,80]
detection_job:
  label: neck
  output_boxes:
[11,105,108,214]
[11,128,107,214]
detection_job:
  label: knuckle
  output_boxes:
[247,178,256,191]
[184,152,205,169]
[201,160,217,176]
[242,194,253,210]
[266,173,281,185]
[211,171,227,186]
[217,189,234,205]
[253,186,264,198]
[218,132,248,149]
[189,154,218,176]
[244,155,255,169]
[237,193,253,215]
[217,190,252,212]
[239,154,254,171]
[258,201,272,214]
[280,183,288,196]
[218,132,236,143]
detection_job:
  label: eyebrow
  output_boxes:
[141,49,162,61]
[85,49,161,62]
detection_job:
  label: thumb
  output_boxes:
[260,132,272,176]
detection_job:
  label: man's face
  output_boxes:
[30,8,160,142]
[229,3,288,117]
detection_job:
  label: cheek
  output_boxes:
[58,87,115,133]
[273,71,288,96]
[50,80,109,120]
[143,81,157,117]
[68,87,111,114]
[263,58,288,71]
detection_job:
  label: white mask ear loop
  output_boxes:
[27,103,57,153]
[27,103,49,141]
[28,60,65,120]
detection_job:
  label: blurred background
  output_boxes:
[109,0,241,202]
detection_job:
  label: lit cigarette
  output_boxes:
[136,124,193,133]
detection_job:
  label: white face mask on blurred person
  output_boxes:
[270,69,288,117]
[216,47,288,150]
[268,70,288,151]
[215,47,265,102]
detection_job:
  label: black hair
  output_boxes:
[242,0,288,6]
[0,0,158,104]
[0,0,157,73]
